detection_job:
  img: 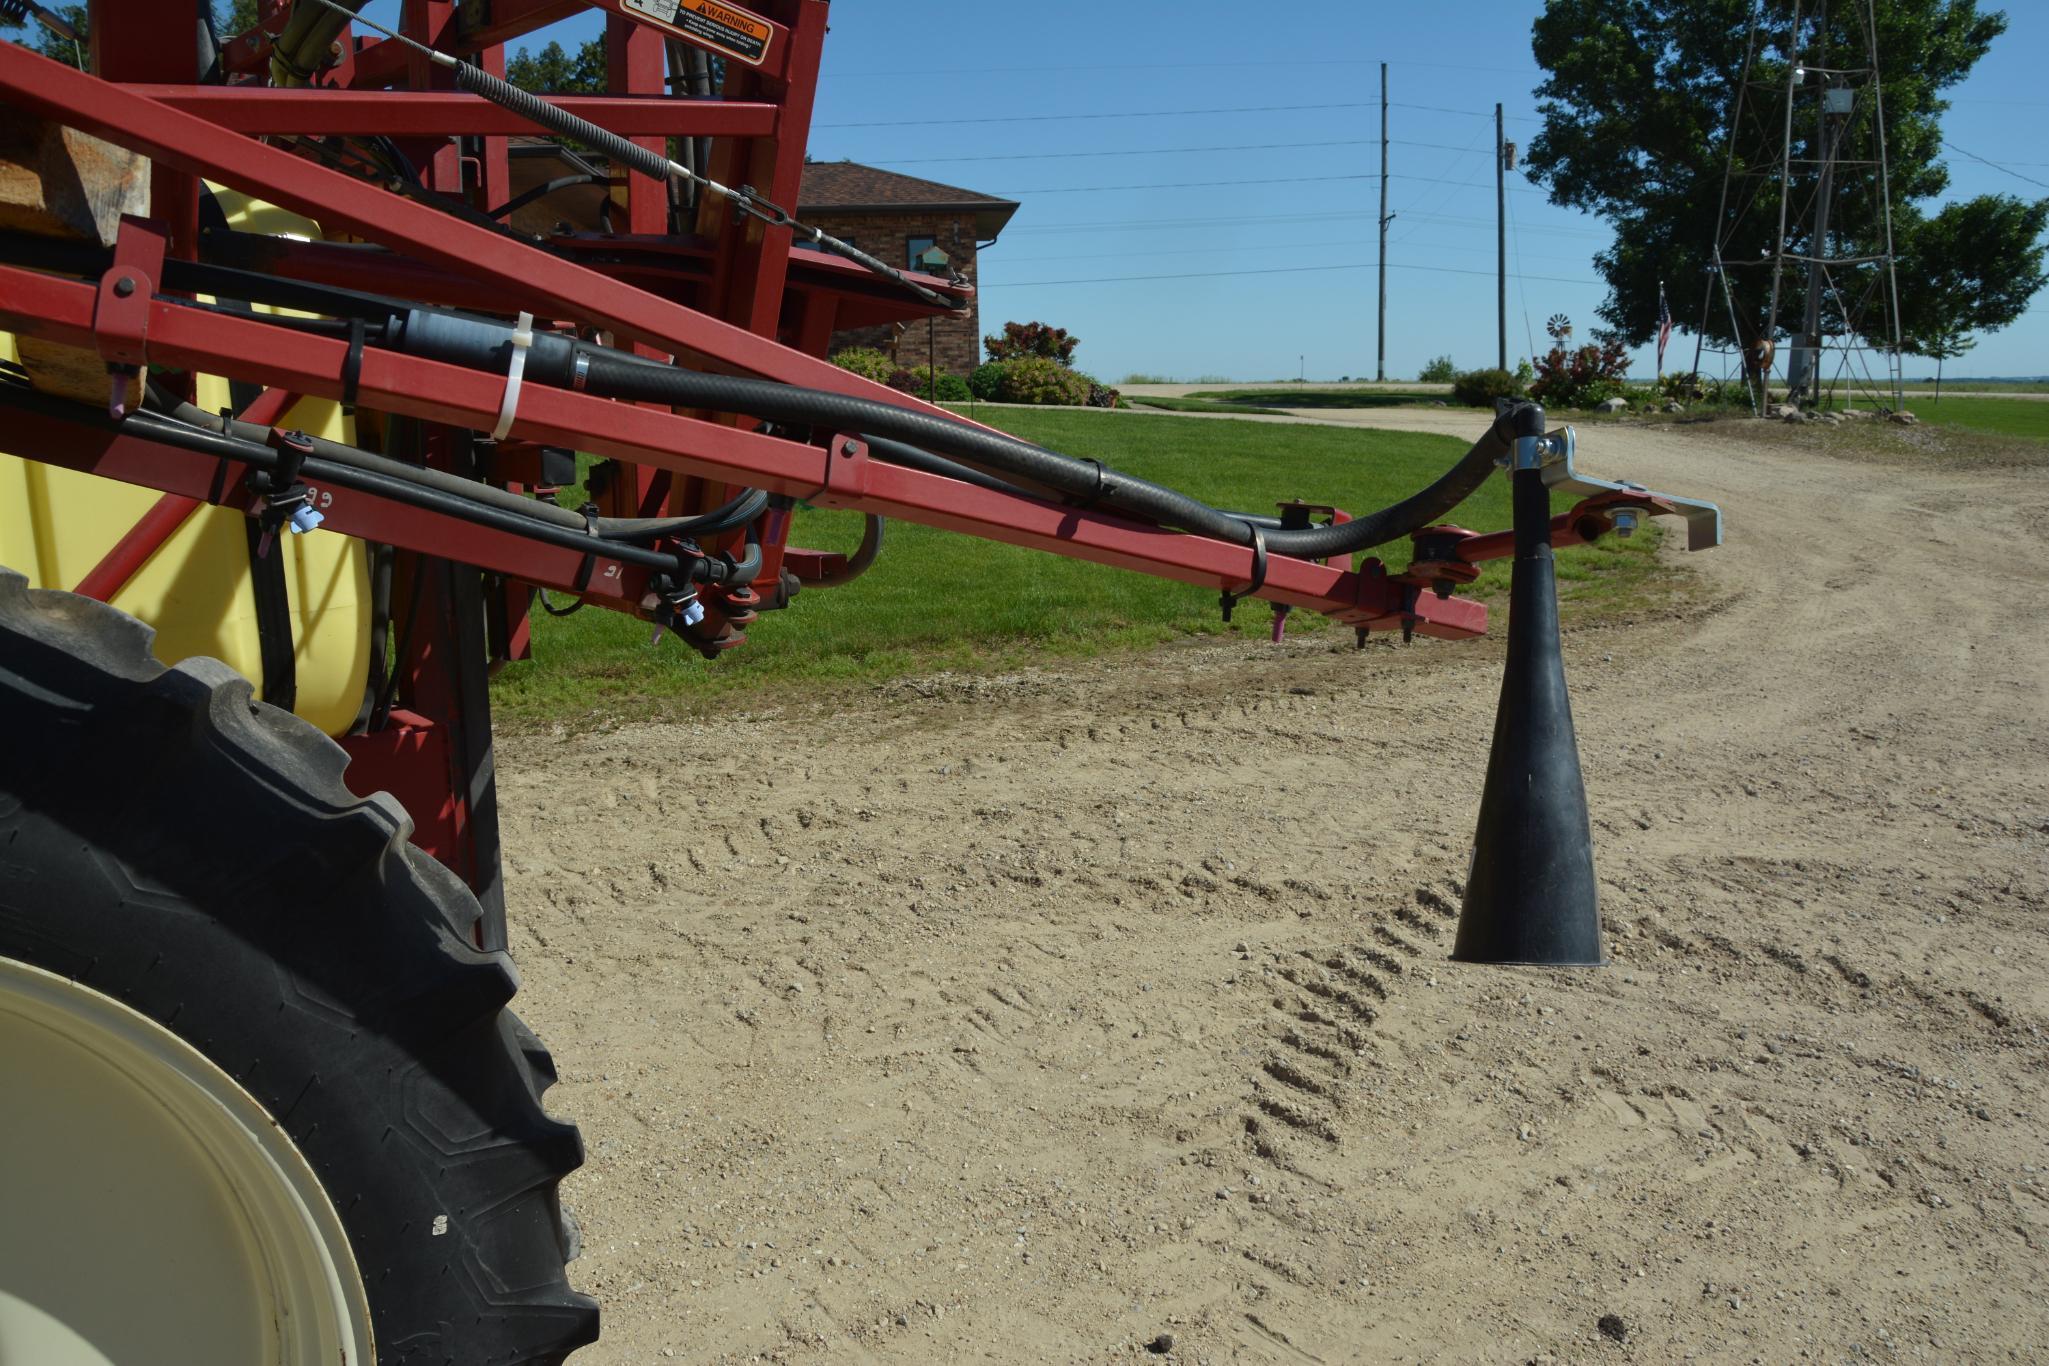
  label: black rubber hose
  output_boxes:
[120,409,687,573]
[485,174,608,221]
[574,349,1522,558]
[161,398,765,541]
[866,434,1293,529]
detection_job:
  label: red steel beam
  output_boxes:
[127,86,779,138]
[7,402,656,608]
[0,264,1486,638]
[0,43,973,417]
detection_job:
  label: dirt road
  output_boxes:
[500,417,2048,1363]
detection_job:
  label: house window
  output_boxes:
[906,235,937,273]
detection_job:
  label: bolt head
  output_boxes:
[839,440,859,457]
[112,276,135,297]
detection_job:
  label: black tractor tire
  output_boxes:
[0,569,598,1364]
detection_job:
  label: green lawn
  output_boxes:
[1903,396,2049,443]
[491,410,1677,722]
[1186,387,1449,410]
[1125,394,1291,416]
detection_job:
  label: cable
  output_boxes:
[980,261,1602,288]
[855,137,1483,166]
[1942,140,2049,191]
[994,173,1378,196]
[817,101,1377,129]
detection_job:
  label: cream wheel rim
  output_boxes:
[0,957,374,1365]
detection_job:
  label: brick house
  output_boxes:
[795,161,1019,376]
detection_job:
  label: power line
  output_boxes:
[980,261,1603,288]
[996,174,1377,196]
[815,101,1375,129]
[991,236,1601,266]
[1943,140,2049,191]
[1000,207,1608,238]
[844,136,1485,166]
[818,56,1536,80]
[1394,101,1541,123]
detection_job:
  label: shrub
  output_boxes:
[830,346,894,383]
[1528,314,1631,409]
[1418,354,1458,384]
[885,366,919,393]
[993,357,1092,405]
[968,362,1006,400]
[893,365,971,401]
[1085,379,1121,409]
[1120,372,1172,384]
[985,320,1080,367]
[1451,367,1526,408]
[1659,370,1707,401]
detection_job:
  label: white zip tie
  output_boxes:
[492,310,534,440]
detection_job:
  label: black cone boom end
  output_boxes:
[1453,433,1605,968]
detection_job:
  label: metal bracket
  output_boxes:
[812,434,871,509]
[1528,426,1724,552]
[93,215,167,368]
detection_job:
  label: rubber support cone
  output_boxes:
[1452,463,1605,966]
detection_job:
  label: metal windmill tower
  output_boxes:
[1696,0,1906,413]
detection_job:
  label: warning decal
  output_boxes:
[622,0,773,66]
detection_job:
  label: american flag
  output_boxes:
[1656,281,1673,376]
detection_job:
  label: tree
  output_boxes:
[1,4,87,65]
[984,321,1079,367]
[1524,0,2046,353]
[1895,193,2049,399]
[1417,354,1458,383]
[506,37,607,94]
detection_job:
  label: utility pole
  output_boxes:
[1377,62,1389,383]
[1496,102,1507,372]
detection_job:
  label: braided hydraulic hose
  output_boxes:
[569,349,1520,559]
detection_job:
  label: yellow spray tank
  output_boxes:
[0,187,371,736]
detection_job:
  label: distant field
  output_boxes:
[491,410,1675,721]
[1124,395,1290,416]
[1814,394,2049,442]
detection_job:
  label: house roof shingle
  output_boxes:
[798,161,1019,240]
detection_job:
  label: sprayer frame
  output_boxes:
[0,4,1686,911]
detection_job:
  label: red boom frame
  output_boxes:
[0,3,1669,915]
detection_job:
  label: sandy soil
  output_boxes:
[499,416,2049,1364]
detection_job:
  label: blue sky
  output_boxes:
[335,3,2049,381]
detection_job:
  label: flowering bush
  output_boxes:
[984,320,1080,367]
[992,357,1092,405]
[830,347,894,383]
[1529,314,1631,409]
[1084,380,1121,409]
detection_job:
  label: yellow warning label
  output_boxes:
[622,0,773,67]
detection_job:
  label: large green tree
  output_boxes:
[1524,0,2047,353]
[505,37,607,94]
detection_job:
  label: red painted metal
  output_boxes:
[128,86,781,138]
[66,386,303,602]
[1,263,1488,637]
[71,493,201,602]
[0,0,1588,896]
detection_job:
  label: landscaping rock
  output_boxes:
[1663,400,1686,413]
[1889,410,1919,425]
[1596,397,1628,413]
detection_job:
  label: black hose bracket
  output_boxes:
[1219,524,1268,624]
